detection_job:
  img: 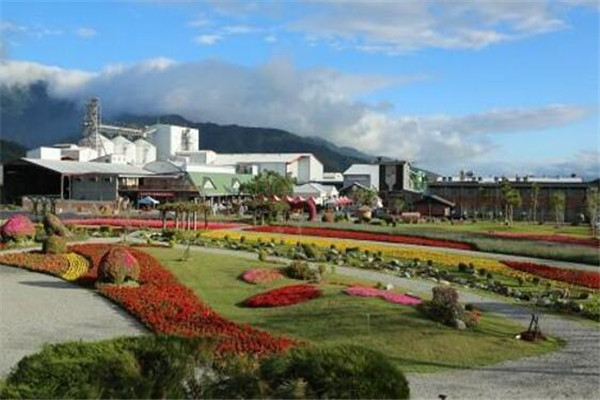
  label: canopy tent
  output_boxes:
[138,196,160,205]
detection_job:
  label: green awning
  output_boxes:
[187,172,253,197]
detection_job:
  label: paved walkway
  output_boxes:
[235,227,600,271]
[169,242,600,399]
[0,266,147,377]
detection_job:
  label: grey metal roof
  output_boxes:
[22,158,154,176]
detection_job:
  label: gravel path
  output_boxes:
[0,266,147,377]
[235,228,599,271]
[167,243,600,399]
[336,267,600,400]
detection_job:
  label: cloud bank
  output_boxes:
[0,58,594,175]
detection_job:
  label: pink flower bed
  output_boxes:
[243,284,322,308]
[241,268,284,284]
[64,218,242,230]
[1,214,36,240]
[344,286,422,306]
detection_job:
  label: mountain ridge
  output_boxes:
[0,82,373,172]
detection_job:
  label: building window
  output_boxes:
[104,177,112,183]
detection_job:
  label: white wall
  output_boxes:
[112,136,136,164]
[134,139,157,165]
[26,147,62,160]
[61,147,99,162]
[148,124,199,160]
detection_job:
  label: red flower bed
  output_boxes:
[503,260,600,289]
[241,268,284,284]
[248,226,474,250]
[243,284,322,308]
[490,232,599,247]
[5,243,294,356]
[64,218,242,230]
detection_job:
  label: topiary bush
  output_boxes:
[43,213,70,237]
[98,247,141,285]
[259,345,410,399]
[0,336,211,400]
[285,260,321,282]
[42,235,67,254]
[0,214,36,242]
[417,285,477,329]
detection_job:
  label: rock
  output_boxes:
[385,283,394,291]
[403,272,411,279]
[454,319,467,330]
[537,298,552,307]
[439,280,451,286]
[569,301,584,312]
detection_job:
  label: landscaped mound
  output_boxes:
[241,268,284,284]
[71,244,295,355]
[243,284,322,308]
[98,247,141,285]
[0,252,70,276]
[503,261,600,289]
[344,286,422,306]
[247,225,474,250]
[0,214,35,242]
[260,345,410,399]
[43,213,70,237]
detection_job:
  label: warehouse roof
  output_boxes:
[20,158,154,176]
[343,164,379,175]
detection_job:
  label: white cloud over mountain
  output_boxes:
[0,58,594,175]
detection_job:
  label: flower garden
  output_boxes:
[200,229,600,321]
[248,225,474,250]
[64,218,241,230]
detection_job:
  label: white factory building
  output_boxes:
[24,123,326,184]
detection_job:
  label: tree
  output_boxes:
[530,183,540,223]
[350,187,378,207]
[550,191,566,226]
[240,171,294,198]
[585,186,600,236]
[500,179,521,225]
[392,197,405,215]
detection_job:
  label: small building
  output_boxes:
[148,124,200,161]
[187,172,253,203]
[293,183,339,205]
[26,146,62,161]
[314,172,344,189]
[413,194,455,218]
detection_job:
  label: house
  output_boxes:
[413,194,455,218]
[293,183,339,205]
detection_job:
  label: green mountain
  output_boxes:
[0,82,372,172]
[0,139,26,163]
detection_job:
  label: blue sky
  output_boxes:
[1,0,598,176]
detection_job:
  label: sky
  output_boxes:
[0,0,599,177]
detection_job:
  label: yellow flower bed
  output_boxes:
[203,230,532,279]
[61,253,89,281]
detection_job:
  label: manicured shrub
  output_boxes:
[260,345,410,399]
[42,235,67,254]
[241,268,284,284]
[43,213,70,237]
[0,336,212,399]
[285,260,321,282]
[98,247,140,284]
[0,214,35,242]
[301,243,317,259]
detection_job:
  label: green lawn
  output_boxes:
[148,247,562,373]
[280,221,599,265]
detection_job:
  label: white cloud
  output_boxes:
[194,34,221,45]
[264,34,277,43]
[75,27,97,38]
[0,58,593,172]
[208,0,594,53]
